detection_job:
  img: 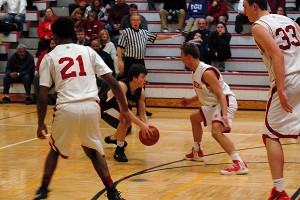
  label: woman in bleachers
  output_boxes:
[80,11,104,41]
[276,5,287,16]
[71,8,86,31]
[36,8,58,57]
[209,22,231,72]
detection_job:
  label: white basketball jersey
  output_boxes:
[39,43,112,104]
[254,14,300,86]
[192,62,235,106]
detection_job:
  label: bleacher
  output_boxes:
[0,0,299,109]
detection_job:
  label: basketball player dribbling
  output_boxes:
[244,0,300,199]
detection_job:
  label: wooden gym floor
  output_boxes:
[0,104,299,200]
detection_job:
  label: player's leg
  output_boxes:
[82,146,123,199]
[34,148,59,200]
[183,109,205,162]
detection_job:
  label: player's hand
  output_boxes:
[222,114,229,129]
[181,97,189,106]
[119,110,131,128]
[278,90,293,113]
[140,123,152,138]
[36,123,48,139]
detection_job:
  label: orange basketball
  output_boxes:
[139,126,160,146]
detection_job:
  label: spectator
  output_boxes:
[107,0,130,46]
[102,0,115,10]
[70,8,85,32]
[267,0,285,13]
[209,22,231,72]
[206,0,228,29]
[235,0,250,34]
[34,39,56,104]
[98,29,118,74]
[1,44,35,105]
[147,0,156,10]
[119,3,148,33]
[276,5,287,16]
[183,0,207,34]
[0,0,26,32]
[36,8,58,57]
[68,0,92,16]
[80,11,104,41]
[159,0,187,32]
[185,18,212,65]
[73,28,91,46]
[84,0,110,31]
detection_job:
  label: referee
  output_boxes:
[117,13,181,79]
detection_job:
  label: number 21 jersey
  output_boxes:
[39,43,112,104]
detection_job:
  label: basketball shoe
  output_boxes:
[106,187,124,200]
[105,135,127,147]
[268,187,291,200]
[34,186,50,200]
[183,147,205,161]
[114,146,128,162]
[221,160,249,175]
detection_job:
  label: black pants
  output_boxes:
[3,74,32,95]
[118,57,145,80]
[235,14,250,33]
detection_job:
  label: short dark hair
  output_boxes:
[52,17,75,39]
[246,0,268,10]
[128,64,148,81]
[180,43,200,59]
[129,4,138,9]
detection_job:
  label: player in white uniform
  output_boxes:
[244,0,300,199]
[180,43,249,175]
[34,17,130,200]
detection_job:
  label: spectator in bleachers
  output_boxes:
[102,0,115,10]
[119,3,148,33]
[84,0,110,30]
[80,11,104,41]
[0,0,26,32]
[235,0,250,34]
[70,8,85,41]
[296,0,300,11]
[276,5,287,16]
[99,29,118,74]
[206,0,228,29]
[36,8,58,57]
[107,0,130,46]
[209,22,231,72]
[1,44,35,105]
[267,0,285,13]
[147,0,156,10]
[185,18,212,65]
[34,38,56,104]
[183,0,207,34]
[68,0,92,16]
[73,28,91,46]
[159,0,187,32]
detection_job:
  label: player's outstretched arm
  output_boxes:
[36,86,49,139]
[101,73,131,126]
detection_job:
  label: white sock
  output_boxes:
[230,151,243,162]
[117,141,124,147]
[193,142,201,151]
[273,178,284,192]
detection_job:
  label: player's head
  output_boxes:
[180,43,200,68]
[128,64,148,82]
[52,17,75,43]
[243,0,268,22]
[244,0,268,10]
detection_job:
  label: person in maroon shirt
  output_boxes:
[206,0,228,29]
[80,11,104,41]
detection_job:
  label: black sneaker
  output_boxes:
[25,97,32,105]
[114,146,128,162]
[1,96,11,104]
[107,187,124,200]
[146,111,152,116]
[104,135,127,147]
[34,186,49,200]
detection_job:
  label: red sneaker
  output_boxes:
[183,147,205,162]
[221,160,249,175]
[268,187,291,200]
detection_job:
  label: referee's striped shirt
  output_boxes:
[118,27,157,59]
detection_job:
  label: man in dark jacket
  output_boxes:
[159,0,187,32]
[1,44,35,104]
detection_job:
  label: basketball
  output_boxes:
[139,126,160,146]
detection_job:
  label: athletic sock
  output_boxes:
[193,142,201,151]
[273,178,284,192]
[117,141,124,147]
[230,151,243,163]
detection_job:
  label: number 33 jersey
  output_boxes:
[254,14,300,85]
[39,43,112,104]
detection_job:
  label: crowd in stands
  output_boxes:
[1,0,300,104]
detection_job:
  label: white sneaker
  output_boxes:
[163,29,169,33]
[221,160,249,175]
[175,29,181,32]
[183,147,205,162]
